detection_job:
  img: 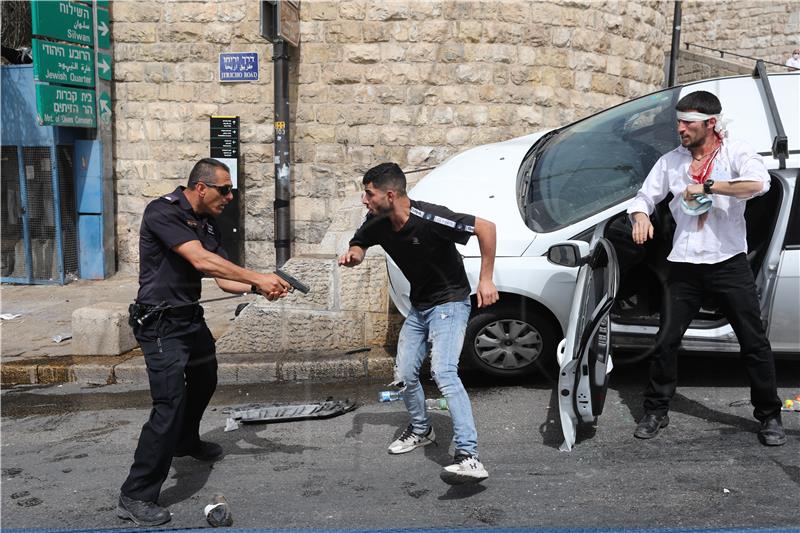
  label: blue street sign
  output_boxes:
[219,52,259,82]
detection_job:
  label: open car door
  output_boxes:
[548,238,619,451]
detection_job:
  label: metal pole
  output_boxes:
[273,40,291,268]
[667,0,682,87]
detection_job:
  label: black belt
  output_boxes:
[129,302,201,327]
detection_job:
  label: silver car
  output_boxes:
[388,68,800,379]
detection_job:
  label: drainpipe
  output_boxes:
[273,40,291,268]
[667,0,682,87]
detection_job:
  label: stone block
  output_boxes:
[72,303,137,356]
[216,305,284,353]
[285,310,365,351]
[279,256,336,310]
[112,354,148,384]
[279,356,365,382]
[339,256,388,312]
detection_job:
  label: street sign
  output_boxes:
[260,1,300,47]
[98,91,111,125]
[219,53,259,82]
[96,51,112,81]
[211,116,240,186]
[96,8,111,49]
[31,38,94,88]
[35,84,96,127]
[31,0,93,46]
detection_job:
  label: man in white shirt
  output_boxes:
[627,90,785,446]
[786,49,800,71]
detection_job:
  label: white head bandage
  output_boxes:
[677,111,730,137]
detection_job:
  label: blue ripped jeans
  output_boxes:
[395,298,479,457]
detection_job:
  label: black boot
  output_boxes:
[117,494,171,526]
[757,416,786,446]
[174,440,223,461]
[634,413,669,439]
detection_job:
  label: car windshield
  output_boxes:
[519,88,681,232]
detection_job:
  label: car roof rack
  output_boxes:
[753,60,789,169]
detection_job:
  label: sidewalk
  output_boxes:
[0,273,394,387]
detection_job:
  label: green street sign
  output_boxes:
[97,51,112,81]
[98,91,111,125]
[96,7,111,49]
[96,0,109,7]
[35,84,96,127]
[31,38,94,88]
[31,0,94,46]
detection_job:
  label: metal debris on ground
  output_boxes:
[52,334,72,343]
[222,398,357,432]
[0,313,22,320]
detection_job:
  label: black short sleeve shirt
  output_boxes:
[349,199,476,310]
[136,186,228,306]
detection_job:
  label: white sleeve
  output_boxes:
[728,141,771,198]
[627,156,670,219]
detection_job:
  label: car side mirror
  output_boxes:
[546,241,591,268]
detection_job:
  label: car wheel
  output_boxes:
[463,303,558,378]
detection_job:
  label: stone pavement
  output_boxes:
[0,273,394,387]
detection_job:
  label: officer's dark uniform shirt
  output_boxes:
[349,199,476,310]
[136,186,227,306]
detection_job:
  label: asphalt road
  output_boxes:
[1,356,799,532]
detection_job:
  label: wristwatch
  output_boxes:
[250,284,260,294]
[703,179,715,195]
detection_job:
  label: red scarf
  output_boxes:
[690,139,722,184]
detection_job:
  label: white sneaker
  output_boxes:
[387,424,436,455]
[440,453,489,485]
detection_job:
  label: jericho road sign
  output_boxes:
[35,84,96,127]
[31,0,94,46]
[31,38,94,88]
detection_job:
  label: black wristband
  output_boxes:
[251,284,259,294]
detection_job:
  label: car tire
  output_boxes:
[462,302,558,378]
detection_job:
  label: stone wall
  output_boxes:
[111,0,673,272]
[675,49,753,83]
[681,1,799,70]
[215,254,404,354]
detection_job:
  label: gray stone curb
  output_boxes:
[2,349,396,388]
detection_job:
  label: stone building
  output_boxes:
[107,0,798,353]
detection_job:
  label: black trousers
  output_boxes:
[120,308,217,503]
[644,253,781,422]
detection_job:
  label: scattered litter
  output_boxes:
[378,390,402,402]
[204,494,233,527]
[425,398,448,410]
[222,398,356,432]
[723,488,730,494]
[52,334,72,343]
[781,395,800,412]
[0,313,22,320]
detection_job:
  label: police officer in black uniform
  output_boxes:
[117,158,290,526]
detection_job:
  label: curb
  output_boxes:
[1,348,395,387]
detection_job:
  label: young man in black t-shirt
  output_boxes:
[339,162,498,485]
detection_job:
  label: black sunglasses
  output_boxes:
[201,182,233,196]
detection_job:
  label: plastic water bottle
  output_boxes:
[204,494,233,527]
[425,398,448,410]
[378,390,403,402]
